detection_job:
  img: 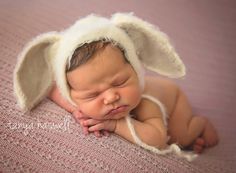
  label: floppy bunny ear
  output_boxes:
[14,32,60,110]
[112,13,186,78]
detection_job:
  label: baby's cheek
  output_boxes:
[79,101,103,119]
[70,91,79,104]
[123,86,141,106]
[79,103,92,115]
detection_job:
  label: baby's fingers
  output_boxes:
[94,131,102,138]
[102,130,110,137]
[72,110,88,120]
[88,123,105,132]
[88,120,116,132]
[94,130,110,137]
[82,126,89,135]
[83,119,101,126]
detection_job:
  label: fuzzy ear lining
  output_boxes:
[112,13,186,78]
[14,32,60,110]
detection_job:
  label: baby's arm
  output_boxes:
[84,116,167,149]
[84,99,168,149]
[47,83,77,113]
[116,117,167,149]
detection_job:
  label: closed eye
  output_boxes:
[112,77,129,87]
[84,92,100,100]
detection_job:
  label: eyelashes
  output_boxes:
[112,77,129,87]
[86,93,100,99]
[82,76,130,100]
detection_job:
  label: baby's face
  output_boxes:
[66,45,142,120]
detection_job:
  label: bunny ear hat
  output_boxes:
[14,13,185,110]
[14,13,195,161]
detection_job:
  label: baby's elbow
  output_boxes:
[143,130,168,149]
[154,134,168,149]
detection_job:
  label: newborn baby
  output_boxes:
[48,41,218,153]
[14,13,218,160]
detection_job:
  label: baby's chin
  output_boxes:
[83,104,135,120]
[103,109,130,120]
[104,104,138,120]
[88,110,128,120]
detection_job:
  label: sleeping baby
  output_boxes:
[14,13,218,161]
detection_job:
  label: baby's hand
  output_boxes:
[47,83,111,137]
[82,118,117,133]
[72,110,110,137]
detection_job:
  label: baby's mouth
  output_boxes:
[105,105,128,116]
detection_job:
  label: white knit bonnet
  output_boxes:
[14,13,185,110]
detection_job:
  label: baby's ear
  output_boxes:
[112,13,186,78]
[14,32,60,110]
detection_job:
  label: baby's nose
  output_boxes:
[103,89,120,105]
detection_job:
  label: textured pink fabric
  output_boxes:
[0,0,236,172]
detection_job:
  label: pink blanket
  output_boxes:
[0,0,235,172]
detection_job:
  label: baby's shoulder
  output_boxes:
[135,75,180,117]
[131,95,164,122]
[143,75,178,93]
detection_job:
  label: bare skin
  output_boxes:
[48,45,218,153]
[143,76,219,152]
